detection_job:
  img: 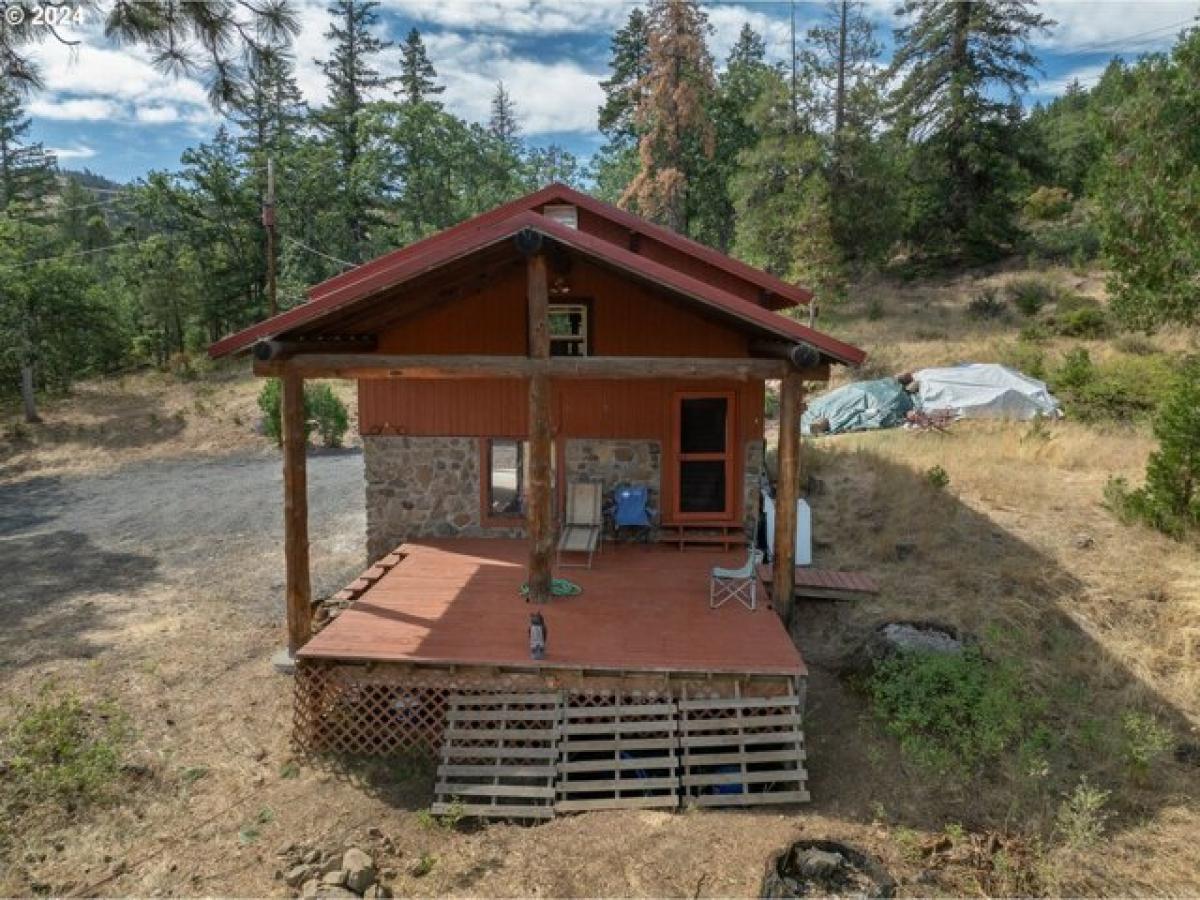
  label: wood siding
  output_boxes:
[359,254,768,523]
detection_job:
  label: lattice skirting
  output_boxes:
[293,660,800,759]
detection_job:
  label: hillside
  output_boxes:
[0,264,1198,897]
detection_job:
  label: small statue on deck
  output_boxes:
[529,612,548,660]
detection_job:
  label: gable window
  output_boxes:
[548,302,589,357]
[486,439,557,519]
[543,203,578,229]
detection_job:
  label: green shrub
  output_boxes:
[1055,306,1109,338]
[1105,360,1200,537]
[868,648,1029,776]
[1024,186,1073,222]
[925,465,950,489]
[999,340,1047,381]
[966,287,1006,321]
[1114,334,1157,356]
[1007,277,1058,316]
[1052,348,1177,422]
[306,383,349,448]
[257,378,286,445]
[1054,777,1111,848]
[257,379,350,448]
[1,692,129,808]
[1120,711,1174,780]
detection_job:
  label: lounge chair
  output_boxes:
[558,481,603,569]
[710,548,764,611]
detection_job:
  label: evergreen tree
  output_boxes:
[524,144,583,188]
[889,0,1052,262]
[598,9,651,144]
[731,73,842,300]
[316,0,395,262]
[489,81,521,152]
[1093,29,1200,329]
[697,23,773,250]
[397,28,444,107]
[233,44,307,164]
[0,80,55,214]
[799,1,896,260]
[622,0,716,234]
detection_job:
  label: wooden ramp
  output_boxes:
[759,564,880,601]
[678,689,809,807]
[432,693,562,820]
[432,687,809,819]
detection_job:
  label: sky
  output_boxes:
[24,0,1200,183]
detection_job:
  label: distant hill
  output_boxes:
[60,167,126,192]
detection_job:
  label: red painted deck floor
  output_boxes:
[299,539,805,676]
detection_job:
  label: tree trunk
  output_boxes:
[20,363,40,424]
[282,369,312,654]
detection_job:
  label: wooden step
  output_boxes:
[657,524,749,551]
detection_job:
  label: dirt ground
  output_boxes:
[1,265,1198,897]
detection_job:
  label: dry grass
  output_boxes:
[1,265,1198,896]
[0,362,358,483]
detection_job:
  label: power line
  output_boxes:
[1,240,140,269]
[48,195,131,214]
[1044,17,1197,58]
[283,235,357,270]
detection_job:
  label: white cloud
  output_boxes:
[1037,1,1198,51]
[47,144,97,160]
[29,97,120,120]
[1035,62,1109,96]
[382,0,628,36]
[135,105,181,123]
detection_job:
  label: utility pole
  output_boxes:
[264,156,278,318]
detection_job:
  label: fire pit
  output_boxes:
[761,839,896,899]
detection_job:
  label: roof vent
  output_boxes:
[543,203,578,229]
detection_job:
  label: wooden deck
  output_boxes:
[300,539,804,677]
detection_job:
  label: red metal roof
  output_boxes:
[208,188,865,366]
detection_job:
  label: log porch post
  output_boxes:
[525,249,554,603]
[282,368,313,653]
[773,370,805,625]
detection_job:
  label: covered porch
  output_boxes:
[300,538,805,676]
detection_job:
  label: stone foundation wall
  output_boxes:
[364,435,759,560]
[564,439,661,514]
[364,435,521,561]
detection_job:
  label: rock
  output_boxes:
[1073,534,1095,549]
[366,827,384,840]
[286,865,314,887]
[1175,742,1200,766]
[321,870,347,888]
[300,879,321,899]
[794,848,844,879]
[880,622,964,654]
[303,850,321,865]
[363,885,392,899]
[342,848,377,894]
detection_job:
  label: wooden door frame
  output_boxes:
[667,389,738,523]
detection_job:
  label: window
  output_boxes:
[486,439,557,519]
[543,203,578,229]
[549,302,588,357]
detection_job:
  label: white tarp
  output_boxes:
[914,363,1062,421]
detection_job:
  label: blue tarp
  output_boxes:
[801,378,915,435]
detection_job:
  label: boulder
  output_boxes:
[794,848,844,879]
[342,848,376,894]
[285,865,315,887]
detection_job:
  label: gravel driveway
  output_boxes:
[0,450,366,672]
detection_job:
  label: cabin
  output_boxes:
[210,184,865,817]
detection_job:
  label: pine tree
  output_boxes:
[731,72,842,301]
[598,9,651,144]
[698,23,773,250]
[622,0,716,234]
[889,0,1052,262]
[0,80,55,214]
[489,81,521,152]
[316,0,396,262]
[397,28,444,106]
[233,44,307,163]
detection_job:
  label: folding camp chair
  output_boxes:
[557,481,603,569]
[710,548,764,611]
[608,483,654,542]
